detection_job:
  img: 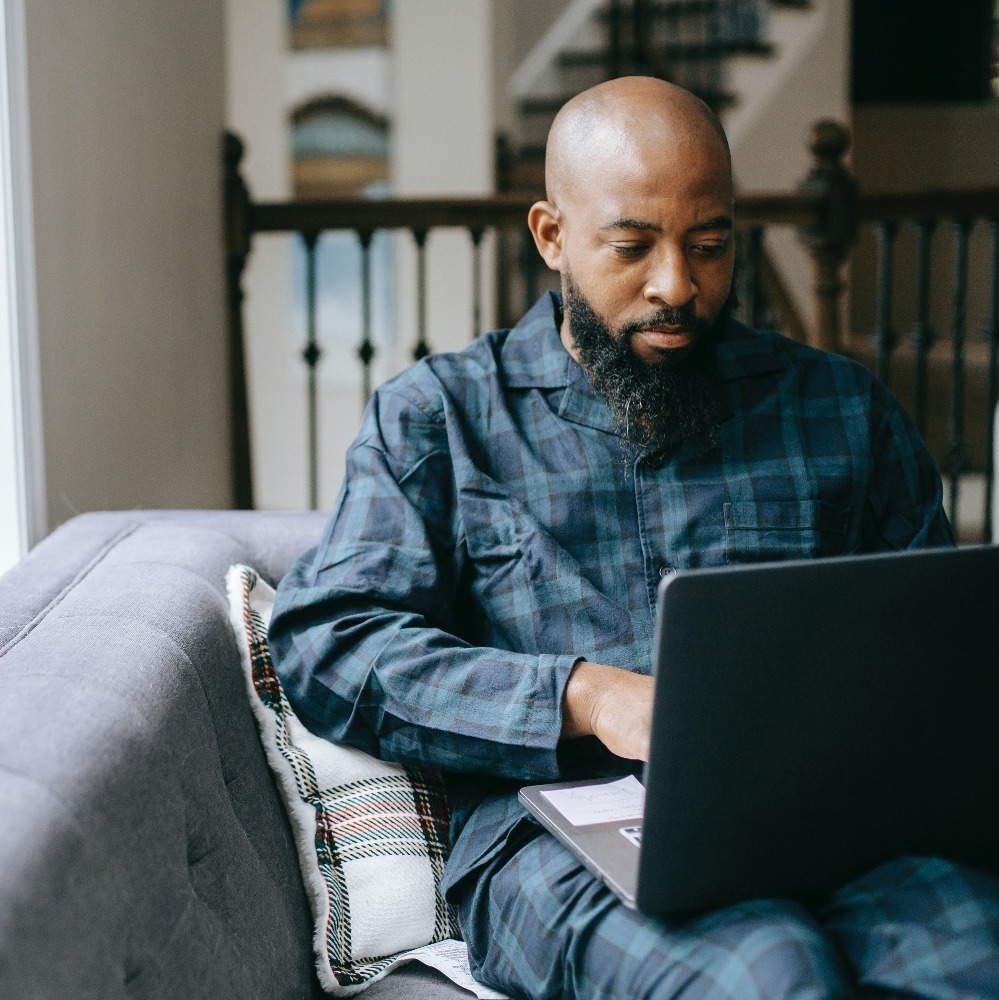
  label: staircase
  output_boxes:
[498,0,822,196]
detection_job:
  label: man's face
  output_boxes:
[544,132,735,450]
[562,266,728,452]
[553,134,735,368]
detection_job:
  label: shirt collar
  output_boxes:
[714,317,786,381]
[498,291,618,433]
[499,291,571,390]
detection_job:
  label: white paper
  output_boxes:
[540,775,646,827]
[405,939,509,999]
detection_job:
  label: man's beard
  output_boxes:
[562,271,728,455]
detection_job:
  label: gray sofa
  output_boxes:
[0,511,472,999]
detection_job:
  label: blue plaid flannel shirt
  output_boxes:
[269,291,952,889]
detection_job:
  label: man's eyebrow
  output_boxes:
[689,215,733,233]
[599,218,662,233]
[599,215,734,234]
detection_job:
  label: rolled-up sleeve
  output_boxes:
[268,382,579,782]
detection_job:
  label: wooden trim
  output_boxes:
[857,188,999,222]
[251,196,537,235]
[249,191,828,236]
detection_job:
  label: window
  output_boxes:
[291,94,389,199]
[0,0,44,573]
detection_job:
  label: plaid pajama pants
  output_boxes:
[453,814,999,999]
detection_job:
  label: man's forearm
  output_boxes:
[270,578,581,779]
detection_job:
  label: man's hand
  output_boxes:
[561,660,654,761]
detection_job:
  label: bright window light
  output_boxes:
[0,0,44,575]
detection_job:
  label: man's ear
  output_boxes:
[528,201,564,273]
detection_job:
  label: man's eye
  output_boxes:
[612,243,647,256]
[691,242,728,257]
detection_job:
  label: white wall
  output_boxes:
[391,0,496,372]
[226,0,499,513]
[722,0,852,339]
[24,1,230,530]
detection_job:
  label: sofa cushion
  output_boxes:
[227,565,464,995]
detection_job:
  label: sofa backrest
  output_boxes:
[0,511,327,999]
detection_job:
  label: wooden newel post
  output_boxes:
[223,131,254,510]
[796,120,859,353]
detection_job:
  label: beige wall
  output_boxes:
[853,104,999,194]
[25,1,230,529]
[850,102,999,349]
[723,0,851,338]
[848,102,999,493]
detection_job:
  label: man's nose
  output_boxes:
[643,248,696,309]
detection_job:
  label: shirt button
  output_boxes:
[659,565,673,579]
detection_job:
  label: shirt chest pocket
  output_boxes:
[724,500,850,563]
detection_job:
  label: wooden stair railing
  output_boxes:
[224,125,999,542]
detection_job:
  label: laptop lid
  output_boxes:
[637,543,999,914]
[521,545,999,917]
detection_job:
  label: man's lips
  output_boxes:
[634,324,696,344]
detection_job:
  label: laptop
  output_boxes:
[519,544,999,916]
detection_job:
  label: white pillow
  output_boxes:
[225,564,459,995]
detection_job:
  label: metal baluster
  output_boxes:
[357,229,375,409]
[301,232,321,511]
[943,219,972,523]
[223,132,254,509]
[742,226,763,328]
[470,226,484,341]
[607,0,623,79]
[633,0,649,75]
[872,221,898,386]
[983,217,999,543]
[412,228,430,361]
[909,219,936,438]
[520,229,539,315]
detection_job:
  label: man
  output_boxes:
[269,78,999,998]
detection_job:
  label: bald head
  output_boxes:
[528,75,736,374]
[545,77,730,206]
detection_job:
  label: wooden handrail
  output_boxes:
[225,126,999,538]
[251,195,536,235]
[857,189,999,222]
[248,190,828,235]
[226,119,999,369]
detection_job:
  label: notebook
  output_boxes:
[519,544,999,915]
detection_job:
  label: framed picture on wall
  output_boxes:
[288,0,391,50]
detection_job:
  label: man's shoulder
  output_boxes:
[372,293,563,420]
[720,319,888,397]
[373,329,511,422]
